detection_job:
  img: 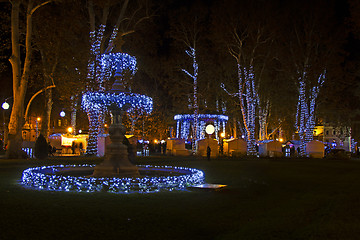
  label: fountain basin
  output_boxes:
[21,164,205,193]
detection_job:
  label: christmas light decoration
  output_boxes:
[21,165,205,193]
[82,92,153,114]
[82,91,153,155]
[174,114,228,141]
[174,114,229,121]
[182,47,199,153]
[84,27,152,156]
[221,64,258,155]
[295,70,325,156]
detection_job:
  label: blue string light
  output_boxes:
[296,70,325,156]
[21,165,205,193]
[82,92,153,114]
[174,114,228,121]
[84,35,152,155]
[82,91,153,155]
[174,114,228,141]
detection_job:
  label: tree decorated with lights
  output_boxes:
[217,1,274,155]
[182,47,199,152]
[221,66,259,155]
[282,1,343,156]
[294,70,325,156]
[170,12,202,152]
[82,0,153,155]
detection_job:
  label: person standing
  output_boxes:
[71,141,76,154]
[207,146,211,161]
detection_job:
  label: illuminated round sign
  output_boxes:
[205,124,215,135]
[60,111,65,117]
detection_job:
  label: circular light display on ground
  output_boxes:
[21,165,205,194]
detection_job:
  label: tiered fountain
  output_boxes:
[92,102,140,178]
[20,53,205,193]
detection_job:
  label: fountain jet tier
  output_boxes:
[92,103,140,178]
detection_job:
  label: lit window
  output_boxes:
[58,119,61,127]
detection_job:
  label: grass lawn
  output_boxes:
[1,155,360,240]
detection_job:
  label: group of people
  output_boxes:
[47,142,57,156]
[47,141,84,156]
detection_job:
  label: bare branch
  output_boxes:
[30,0,53,16]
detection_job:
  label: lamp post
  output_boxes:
[2,101,10,148]
[205,124,215,158]
[205,124,215,136]
[67,126,73,135]
[36,117,41,138]
[205,124,215,144]
[220,132,225,155]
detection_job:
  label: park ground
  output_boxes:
[1,155,360,240]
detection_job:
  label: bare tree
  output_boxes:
[216,0,275,155]
[7,0,53,158]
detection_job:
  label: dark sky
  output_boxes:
[0,0,359,117]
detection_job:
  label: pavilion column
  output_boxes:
[184,120,189,139]
[200,120,205,139]
[215,120,219,140]
[222,120,226,135]
[180,120,185,139]
[176,120,180,138]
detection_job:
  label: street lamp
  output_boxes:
[2,102,9,110]
[205,124,215,160]
[2,100,10,148]
[36,117,41,138]
[219,132,225,155]
[67,126,73,134]
[205,124,215,135]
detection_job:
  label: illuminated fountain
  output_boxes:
[20,101,205,193]
[82,53,153,156]
[92,103,140,178]
[20,53,205,193]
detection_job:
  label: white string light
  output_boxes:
[21,164,205,193]
[174,114,228,141]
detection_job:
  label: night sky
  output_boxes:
[0,0,359,131]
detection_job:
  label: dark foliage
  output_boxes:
[34,134,48,159]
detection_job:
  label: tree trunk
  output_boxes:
[6,0,51,158]
[6,0,30,159]
[40,88,53,138]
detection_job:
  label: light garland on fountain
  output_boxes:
[83,40,151,155]
[82,91,153,155]
[99,53,137,91]
[82,92,153,114]
[21,164,205,193]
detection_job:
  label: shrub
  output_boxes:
[34,134,48,159]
